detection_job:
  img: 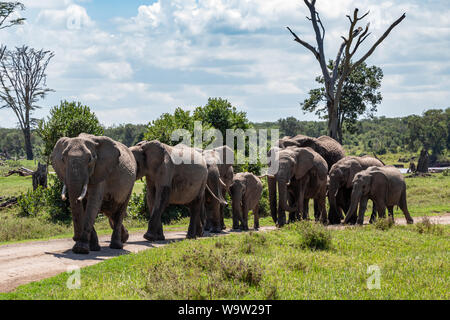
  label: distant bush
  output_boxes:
[17,175,71,223]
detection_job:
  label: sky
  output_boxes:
[0,0,449,128]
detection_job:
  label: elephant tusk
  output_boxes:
[77,183,88,202]
[61,184,67,201]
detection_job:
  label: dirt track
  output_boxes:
[1,214,449,293]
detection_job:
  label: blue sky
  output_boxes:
[0,0,449,128]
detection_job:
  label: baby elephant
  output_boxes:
[345,166,414,225]
[230,172,263,231]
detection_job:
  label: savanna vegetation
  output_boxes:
[1,221,448,300]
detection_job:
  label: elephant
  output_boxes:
[51,133,137,254]
[129,141,226,241]
[273,134,345,219]
[328,156,384,224]
[202,146,234,233]
[344,166,414,225]
[267,146,328,226]
[277,135,345,171]
[230,172,263,231]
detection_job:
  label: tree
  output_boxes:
[0,2,25,59]
[37,101,104,161]
[287,0,405,142]
[407,109,449,167]
[0,46,54,159]
[193,97,251,137]
[277,116,302,137]
[302,61,383,142]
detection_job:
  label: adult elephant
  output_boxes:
[328,156,384,224]
[267,146,328,226]
[277,135,345,171]
[344,166,414,225]
[51,133,137,254]
[202,146,234,233]
[129,141,226,241]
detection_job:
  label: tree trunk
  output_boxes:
[327,99,339,141]
[416,149,429,173]
[23,127,33,160]
[32,162,48,190]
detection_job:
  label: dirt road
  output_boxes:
[1,214,449,293]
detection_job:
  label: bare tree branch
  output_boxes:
[286,26,320,60]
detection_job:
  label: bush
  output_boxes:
[289,221,332,250]
[17,175,71,223]
[374,217,394,231]
[415,217,444,236]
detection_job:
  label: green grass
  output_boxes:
[2,222,448,300]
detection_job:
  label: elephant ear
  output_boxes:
[51,137,70,182]
[371,169,389,199]
[293,148,315,179]
[346,161,362,188]
[89,136,121,185]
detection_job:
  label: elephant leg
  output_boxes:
[232,203,241,230]
[253,203,260,230]
[356,197,369,225]
[220,203,226,230]
[376,201,387,219]
[302,198,309,220]
[313,200,320,222]
[110,203,127,249]
[209,201,222,233]
[400,190,414,224]
[144,186,170,242]
[318,197,327,225]
[74,185,104,254]
[187,193,204,239]
[387,206,394,223]
[89,227,101,251]
[241,203,249,231]
[369,201,377,224]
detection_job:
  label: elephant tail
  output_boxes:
[205,183,228,206]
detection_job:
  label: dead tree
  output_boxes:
[0,46,54,160]
[0,2,25,60]
[287,0,405,142]
[32,162,47,190]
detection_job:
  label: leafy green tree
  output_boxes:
[37,100,104,161]
[144,107,203,146]
[277,116,302,137]
[302,61,383,143]
[0,1,25,59]
[407,109,449,162]
[104,123,146,147]
[193,97,251,137]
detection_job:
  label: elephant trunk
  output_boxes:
[327,183,341,224]
[345,189,361,224]
[268,176,277,223]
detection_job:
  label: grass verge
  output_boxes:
[2,222,448,300]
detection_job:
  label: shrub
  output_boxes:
[415,217,444,236]
[290,221,332,250]
[374,217,394,231]
[17,175,71,223]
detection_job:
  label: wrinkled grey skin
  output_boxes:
[328,156,384,224]
[230,172,263,231]
[277,135,345,171]
[202,146,234,233]
[345,166,414,225]
[271,134,345,220]
[130,141,225,240]
[51,133,137,254]
[267,146,328,226]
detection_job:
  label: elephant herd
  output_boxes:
[51,133,414,255]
